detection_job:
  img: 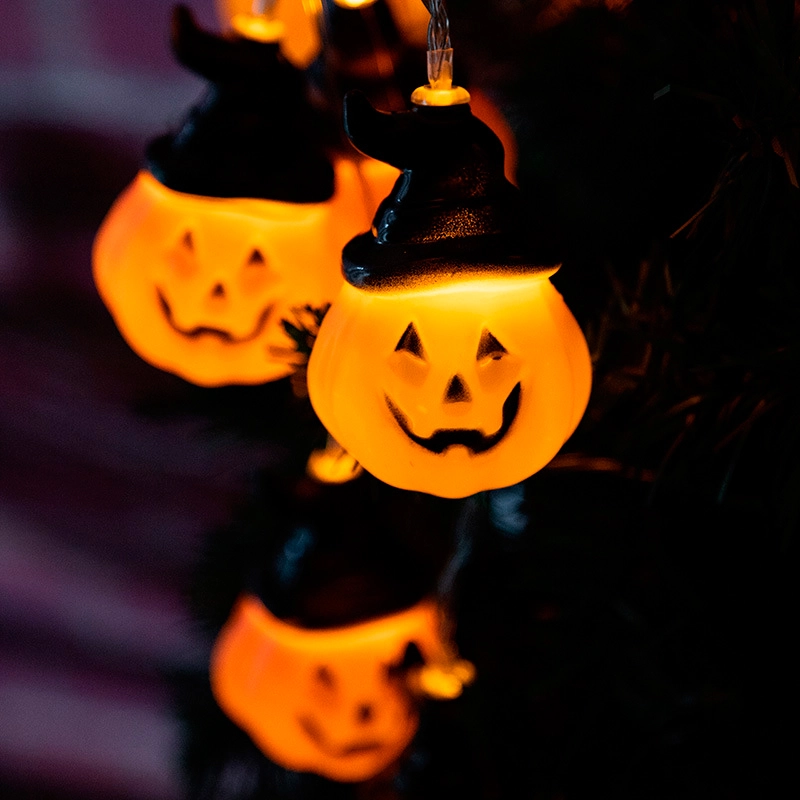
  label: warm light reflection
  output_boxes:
[93,158,382,387]
[470,88,518,183]
[384,0,429,47]
[230,12,286,41]
[333,0,379,9]
[216,0,434,64]
[306,435,364,484]
[215,0,323,67]
[308,273,592,498]
[211,594,450,782]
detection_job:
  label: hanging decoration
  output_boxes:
[308,0,592,498]
[93,5,370,387]
[211,594,470,782]
[204,472,476,784]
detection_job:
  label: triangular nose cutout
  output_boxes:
[211,283,225,298]
[444,374,471,403]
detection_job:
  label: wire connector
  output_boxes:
[412,1,470,106]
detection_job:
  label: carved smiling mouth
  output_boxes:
[385,382,522,455]
[156,289,274,343]
[297,716,385,758]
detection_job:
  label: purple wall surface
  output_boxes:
[0,3,280,798]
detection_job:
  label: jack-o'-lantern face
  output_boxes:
[211,595,449,782]
[93,161,381,386]
[308,274,592,498]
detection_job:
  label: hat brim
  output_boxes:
[342,232,559,291]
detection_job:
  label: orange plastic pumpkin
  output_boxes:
[93,7,400,386]
[307,92,591,498]
[308,274,591,498]
[94,160,372,386]
[211,594,451,782]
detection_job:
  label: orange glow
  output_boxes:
[307,273,592,498]
[230,12,286,41]
[216,0,435,64]
[384,0,429,47]
[470,88,518,184]
[93,159,383,387]
[211,594,450,782]
[306,435,364,484]
[215,0,322,67]
[333,0,379,8]
[410,659,476,700]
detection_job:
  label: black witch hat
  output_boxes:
[146,6,334,203]
[191,474,465,634]
[251,477,458,629]
[341,91,557,290]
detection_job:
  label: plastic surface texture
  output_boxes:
[308,275,592,497]
[93,163,369,386]
[211,594,449,782]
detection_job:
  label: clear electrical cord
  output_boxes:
[413,0,470,105]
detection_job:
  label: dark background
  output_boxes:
[1,1,797,799]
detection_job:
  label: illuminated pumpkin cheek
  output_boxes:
[386,348,430,389]
[308,277,592,497]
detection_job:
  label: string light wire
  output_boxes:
[422,0,451,53]
[413,0,469,104]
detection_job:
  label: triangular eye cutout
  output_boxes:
[247,248,266,266]
[181,230,194,251]
[477,329,508,361]
[395,322,425,359]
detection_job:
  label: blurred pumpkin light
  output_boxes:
[212,594,468,782]
[93,7,372,387]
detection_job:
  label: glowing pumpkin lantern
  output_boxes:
[308,89,592,498]
[211,594,466,782]
[93,7,372,387]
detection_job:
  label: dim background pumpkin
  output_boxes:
[91,6,390,387]
[182,473,477,796]
[1,1,797,799]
